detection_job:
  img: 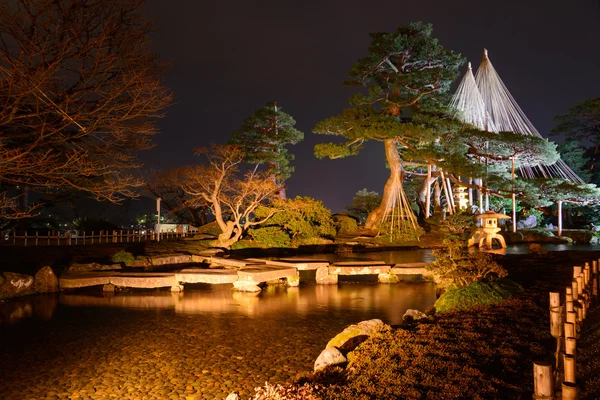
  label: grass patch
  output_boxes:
[434,279,524,313]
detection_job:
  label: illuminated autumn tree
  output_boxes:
[0,0,172,218]
[178,145,282,248]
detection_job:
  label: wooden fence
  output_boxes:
[0,230,190,246]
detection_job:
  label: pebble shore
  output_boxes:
[0,283,436,400]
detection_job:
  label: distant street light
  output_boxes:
[156,198,161,242]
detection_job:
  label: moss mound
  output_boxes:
[434,279,523,313]
[111,250,135,266]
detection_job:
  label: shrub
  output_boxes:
[249,226,292,248]
[440,211,474,235]
[434,279,524,313]
[427,237,508,290]
[112,250,135,266]
[333,214,359,234]
[254,196,336,244]
[196,221,221,236]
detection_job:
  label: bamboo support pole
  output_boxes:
[572,280,579,301]
[573,266,582,278]
[533,361,554,399]
[558,200,563,237]
[593,260,598,275]
[425,165,431,219]
[440,170,453,215]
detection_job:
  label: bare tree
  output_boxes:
[178,145,282,248]
[0,0,172,218]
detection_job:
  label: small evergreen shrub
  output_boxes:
[434,279,524,313]
[427,237,508,290]
[112,250,135,266]
[333,214,359,234]
[441,211,474,235]
[249,226,292,248]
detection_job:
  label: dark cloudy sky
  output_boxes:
[140,0,600,213]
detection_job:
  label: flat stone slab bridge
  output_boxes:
[59,254,432,293]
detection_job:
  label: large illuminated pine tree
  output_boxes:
[314,22,464,231]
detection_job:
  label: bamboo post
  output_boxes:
[533,361,554,399]
[550,292,562,338]
[566,311,577,327]
[566,299,574,313]
[35,231,38,246]
[561,382,578,400]
[565,337,576,357]
[572,280,579,301]
[563,354,576,384]
[47,231,50,246]
[24,231,27,247]
[576,276,584,297]
[593,260,598,275]
[564,323,575,340]
[91,231,94,244]
[573,266,582,279]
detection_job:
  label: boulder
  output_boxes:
[402,309,428,322]
[314,346,347,372]
[34,266,59,293]
[326,319,390,350]
[517,214,537,229]
[0,272,35,299]
[63,262,121,275]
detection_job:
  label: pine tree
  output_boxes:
[314,22,465,232]
[229,101,303,199]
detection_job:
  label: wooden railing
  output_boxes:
[0,230,190,246]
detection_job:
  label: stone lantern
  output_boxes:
[453,185,469,211]
[468,210,510,249]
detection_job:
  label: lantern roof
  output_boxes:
[475,210,510,220]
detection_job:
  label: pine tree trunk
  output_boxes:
[365,138,404,229]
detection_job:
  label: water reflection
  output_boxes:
[0,293,58,324]
[55,282,435,325]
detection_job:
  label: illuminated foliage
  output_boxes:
[177,145,282,248]
[314,22,465,230]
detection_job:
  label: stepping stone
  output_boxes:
[238,265,298,283]
[246,258,329,270]
[176,269,239,284]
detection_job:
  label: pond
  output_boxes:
[1,242,599,399]
[0,279,436,399]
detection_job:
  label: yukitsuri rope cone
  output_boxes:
[534,259,599,399]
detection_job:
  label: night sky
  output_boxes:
[140,0,600,214]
